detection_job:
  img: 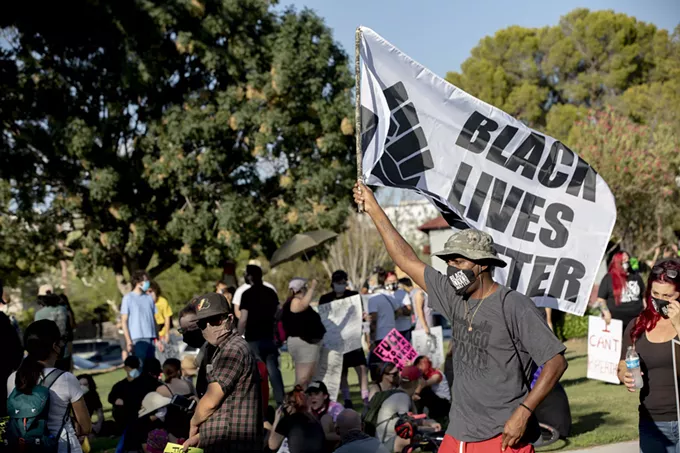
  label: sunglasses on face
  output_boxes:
[197,316,224,330]
[653,266,679,279]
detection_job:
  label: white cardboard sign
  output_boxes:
[587,316,623,384]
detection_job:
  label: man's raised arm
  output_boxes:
[353,182,427,291]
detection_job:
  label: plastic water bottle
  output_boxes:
[625,346,644,389]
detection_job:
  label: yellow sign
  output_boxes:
[164,442,203,453]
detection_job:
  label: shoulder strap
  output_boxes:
[41,369,72,453]
[56,402,73,453]
[42,369,65,389]
[163,383,175,396]
[500,290,532,391]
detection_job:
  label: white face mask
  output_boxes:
[80,385,89,394]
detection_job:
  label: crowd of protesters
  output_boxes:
[2,183,680,453]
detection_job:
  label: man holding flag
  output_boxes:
[354,182,567,453]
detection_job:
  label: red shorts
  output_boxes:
[439,434,535,453]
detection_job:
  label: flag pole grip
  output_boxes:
[355,27,364,213]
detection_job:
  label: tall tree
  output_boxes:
[0,1,355,291]
[321,210,390,290]
[569,108,680,257]
[446,9,679,140]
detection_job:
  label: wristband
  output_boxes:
[519,403,533,414]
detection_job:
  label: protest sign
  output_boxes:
[412,326,445,369]
[312,347,343,401]
[373,329,418,370]
[317,295,363,353]
[586,316,623,384]
[358,27,616,316]
[164,443,203,453]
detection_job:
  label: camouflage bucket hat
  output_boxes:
[432,229,507,268]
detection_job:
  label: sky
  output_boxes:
[280,0,678,204]
[282,0,679,78]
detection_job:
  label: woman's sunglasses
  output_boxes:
[652,266,679,279]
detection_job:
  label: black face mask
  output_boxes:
[446,266,477,295]
[183,329,206,348]
[652,297,671,319]
[385,283,398,292]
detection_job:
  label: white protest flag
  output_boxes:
[358,27,616,316]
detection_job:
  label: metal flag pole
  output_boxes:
[355,26,364,213]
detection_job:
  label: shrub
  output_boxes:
[554,311,591,341]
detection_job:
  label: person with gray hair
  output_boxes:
[334,409,389,453]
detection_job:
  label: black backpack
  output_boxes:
[362,389,405,438]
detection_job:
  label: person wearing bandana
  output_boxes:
[353,182,567,453]
[618,260,680,452]
[182,292,263,452]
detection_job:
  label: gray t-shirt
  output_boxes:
[374,391,413,443]
[424,266,565,442]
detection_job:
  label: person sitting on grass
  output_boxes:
[269,386,326,453]
[368,362,400,401]
[369,366,440,453]
[413,355,451,423]
[108,356,143,433]
[77,374,105,436]
[307,381,343,449]
[157,358,196,399]
[333,409,390,453]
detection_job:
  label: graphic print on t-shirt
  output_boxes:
[450,313,492,379]
[620,280,641,304]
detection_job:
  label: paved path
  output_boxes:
[566,440,637,453]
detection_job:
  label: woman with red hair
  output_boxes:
[596,251,645,328]
[617,260,680,452]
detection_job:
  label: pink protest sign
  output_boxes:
[373,329,418,370]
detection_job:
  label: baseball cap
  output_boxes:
[288,278,307,293]
[194,293,232,320]
[138,392,172,417]
[400,366,422,382]
[306,381,329,395]
[432,229,507,268]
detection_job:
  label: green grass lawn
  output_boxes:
[536,338,638,452]
[90,339,639,452]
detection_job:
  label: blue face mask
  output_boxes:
[141,281,151,292]
[129,368,141,379]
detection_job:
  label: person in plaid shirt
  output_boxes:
[183,292,264,452]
